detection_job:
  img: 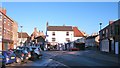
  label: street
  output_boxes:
[6,50,119,68]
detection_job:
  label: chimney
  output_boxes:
[34,27,37,32]
[0,8,6,14]
[109,21,114,25]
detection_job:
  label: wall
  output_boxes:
[74,37,85,43]
[101,39,109,52]
[85,38,95,47]
[47,31,74,44]
[17,38,27,46]
[12,21,18,49]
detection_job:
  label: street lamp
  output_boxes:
[99,22,102,31]
[20,26,23,46]
[99,22,102,51]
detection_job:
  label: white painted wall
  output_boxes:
[46,31,74,44]
[17,38,27,46]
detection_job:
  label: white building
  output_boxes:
[46,22,85,50]
[46,23,74,50]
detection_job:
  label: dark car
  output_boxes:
[30,47,42,60]
[0,51,6,68]
[1,51,16,64]
[14,49,29,63]
[22,47,31,60]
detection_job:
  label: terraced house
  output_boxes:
[99,19,120,54]
[0,7,18,50]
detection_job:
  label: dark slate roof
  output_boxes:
[86,35,98,39]
[47,26,73,31]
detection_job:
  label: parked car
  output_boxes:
[14,49,28,63]
[69,48,80,51]
[23,47,31,59]
[1,51,16,64]
[31,47,42,60]
[0,51,6,67]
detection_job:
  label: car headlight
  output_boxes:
[6,57,9,61]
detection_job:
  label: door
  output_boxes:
[115,42,119,54]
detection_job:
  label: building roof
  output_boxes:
[0,8,14,22]
[18,32,29,38]
[73,27,84,37]
[86,35,98,39]
[47,26,73,31]
[99,19,120,32]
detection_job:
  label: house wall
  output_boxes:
[101,39,109,52]
[0,12,2,50]
[99,19,120,54]
[12,21,18,49]
[85,38,95,47]
[74,37,85,43]
[0,9,16,50]
[17,38,27,46]
[46,31,74,45]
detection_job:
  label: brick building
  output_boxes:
[99,19,120,54]
[0,7,18,50]
[31,28,45,44]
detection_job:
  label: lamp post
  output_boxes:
[99,22,102,31]
[99,22,102,51]
[20,26,23,46]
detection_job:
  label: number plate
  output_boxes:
[11,57,15,59]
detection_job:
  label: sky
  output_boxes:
[1,2,118,36]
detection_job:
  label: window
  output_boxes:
[0,15,2,19]
[52,38,55,42]
[115,25,119,35]
[106,29,108,37]
[8,22,10,26]
[66,38,70,42]
[52,32,55,36]
[0,27,2,32]
[66,32,69,36]
[4,29,6,34]
[4,18,6,23]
